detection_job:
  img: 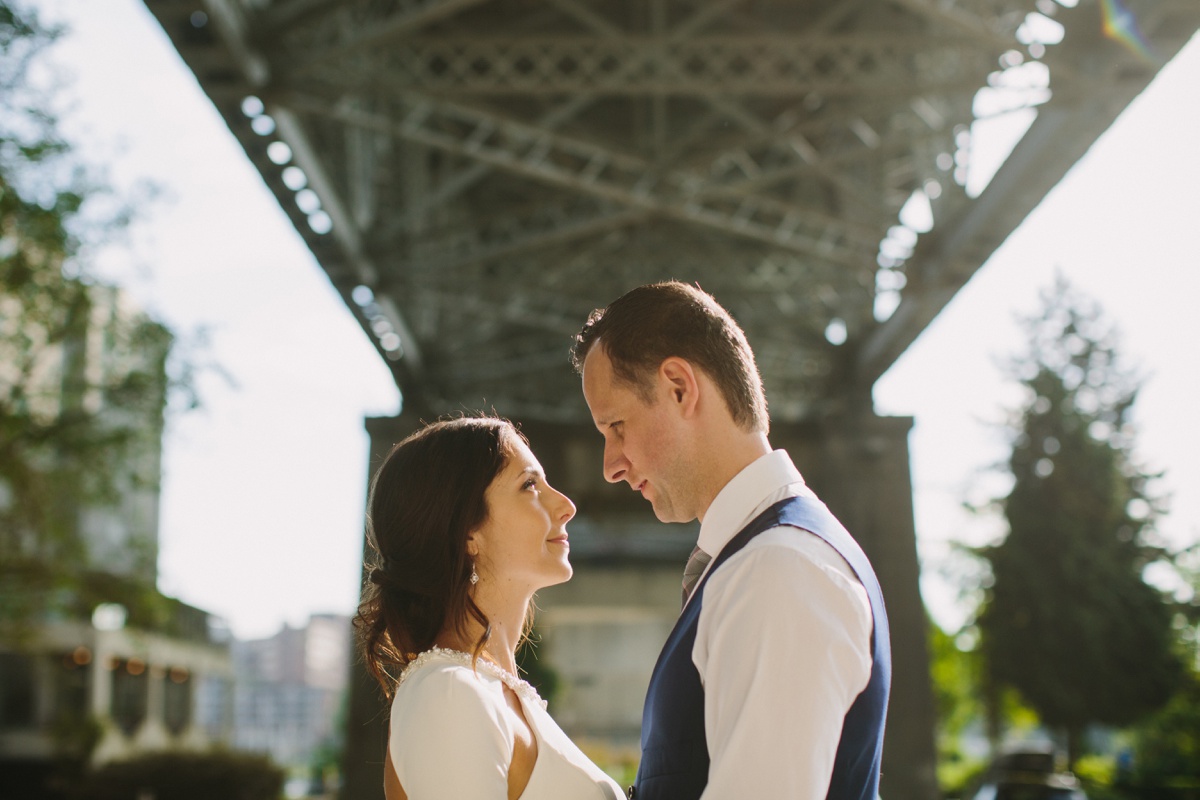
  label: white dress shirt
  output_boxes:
[690,450,874,800]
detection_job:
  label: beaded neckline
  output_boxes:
[400,646,547,710]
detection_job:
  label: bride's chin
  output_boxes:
[547,562,573,586]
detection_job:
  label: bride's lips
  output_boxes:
[548,534,569,546]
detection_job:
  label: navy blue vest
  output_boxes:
[632,495,891,800]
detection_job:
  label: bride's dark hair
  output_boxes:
[355,416,524,696]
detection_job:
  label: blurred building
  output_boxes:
[0,285,233,788]
[232,613,351,770]
[0,609,235,763]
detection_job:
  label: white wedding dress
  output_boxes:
[389,647,623,800]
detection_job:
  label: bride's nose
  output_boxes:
[551,485,576,522]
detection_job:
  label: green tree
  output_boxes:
[1126,551,1200,788]
[1128,669,1200,788]
[516,628,561,707]
[0,1,177,637]
[929,618,1041,794]
[976,276,1183,768]
[929,620,987,794]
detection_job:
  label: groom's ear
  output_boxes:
[659,357,700,418]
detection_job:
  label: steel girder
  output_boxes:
[143,0,1200,421]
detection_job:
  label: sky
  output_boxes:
[28,0,1200,638]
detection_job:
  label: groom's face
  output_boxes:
[581,346,696,523]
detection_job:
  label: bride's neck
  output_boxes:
[436,591,530,676]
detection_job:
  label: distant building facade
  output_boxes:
[0,613,235,765]
[232,614,351,769]
[0,285,233,781]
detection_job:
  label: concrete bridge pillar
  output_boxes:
[772,414,940,800]
[339,412,423,800]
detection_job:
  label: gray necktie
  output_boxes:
[681,545,712,606]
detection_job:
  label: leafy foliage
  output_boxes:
[929,619,1041,795]
[73,750,285,800]
[975,276,1183,765]
[516,628,561,706]
[1125,555,1200,789]
[1128,669,1200,787]
[0,1,176,637]
[929,620,988,794]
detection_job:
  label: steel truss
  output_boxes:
[145,0,1200,421]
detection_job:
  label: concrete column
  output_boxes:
[90,630,113,721]
[339,412,423,800]
[773,414,940,800]
[144,664,166,742]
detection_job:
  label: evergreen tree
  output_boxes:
[976,276,1183,767]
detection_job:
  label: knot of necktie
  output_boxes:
[681,545,712,607]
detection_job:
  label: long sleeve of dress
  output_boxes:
[389,662,515,800]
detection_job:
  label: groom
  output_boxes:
[572,281,890,800]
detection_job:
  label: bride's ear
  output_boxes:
[466,532,481,559]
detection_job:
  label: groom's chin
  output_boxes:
[650,503,693,526]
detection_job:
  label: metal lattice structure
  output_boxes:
[144,0,1199,422]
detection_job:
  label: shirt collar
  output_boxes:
[696,449,805,557]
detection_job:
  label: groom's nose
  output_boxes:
[603,440,629,484]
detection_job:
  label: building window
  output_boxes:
[53,648,92,722]
[163,666,192,735]
[110,657,149,736]
[195,675,233,742]
[0,652,36,729]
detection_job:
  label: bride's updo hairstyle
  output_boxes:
[356,416,523,696]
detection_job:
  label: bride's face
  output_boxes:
[470,438,575,592]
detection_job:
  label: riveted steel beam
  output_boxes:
[287,35,993,97]
[396,93,601,230]
[281,0,495,67]
[281,92,880,267]
[415,206,651,273]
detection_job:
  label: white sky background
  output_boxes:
[29,0,1200,638]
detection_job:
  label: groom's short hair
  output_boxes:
[571,281,769,434]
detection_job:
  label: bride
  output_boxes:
[356,416,623,800]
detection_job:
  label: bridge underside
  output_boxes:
[146,0,1199,423]
[142,1,1199,798]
